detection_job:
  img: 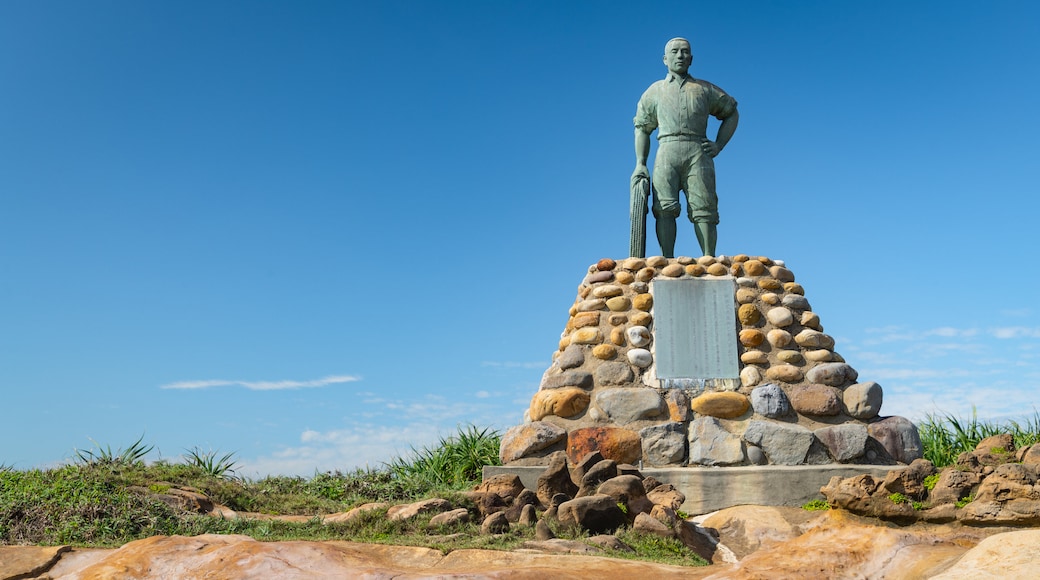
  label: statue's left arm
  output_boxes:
[702,108,738,158]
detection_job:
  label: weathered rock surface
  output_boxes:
[18,534,708,580]
[743,420,813,465]
[689,417,745,466]
[500,422,567,463]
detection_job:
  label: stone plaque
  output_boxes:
[652,278,739,381]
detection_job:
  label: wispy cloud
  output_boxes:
[990,327,1040,339]
[159,375,360,391]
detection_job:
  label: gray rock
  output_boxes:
[558,344,585,370]
[746,445,767,465]
[633,512,675,538]
[481,511,510,534]
[688,416,745,466]
[743,420,814,465]
[750,384,791,418]
[536,451,578,506]
[557,494,627,534]
[597,474,653,515]
[843,381,883,419]
[815,424,869,462]
[578,460,618,497]
[541,371,593,390]
[868,416,924,464]
[639,422,687,466]
[428,508,470,527]
[535,519,555,540]
[518,504,537,526]
[586,270,614,283]
[573,451,605,482]
[805,363,858,387]
[781,294,810,310]
[593,362,634,386]
[594,388,665,424]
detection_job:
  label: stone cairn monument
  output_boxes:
[499,254,923,470]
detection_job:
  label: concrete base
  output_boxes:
[483,464,902,515]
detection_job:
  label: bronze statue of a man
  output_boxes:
[632,37,739,257]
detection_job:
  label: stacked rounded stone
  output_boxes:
[500,255,922,469]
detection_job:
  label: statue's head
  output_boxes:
[663,37,692,76]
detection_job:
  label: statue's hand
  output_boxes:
[631,165,649,182]
[701,140,720,158]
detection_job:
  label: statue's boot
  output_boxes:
[656,218,677,258]
[693,221,717,257]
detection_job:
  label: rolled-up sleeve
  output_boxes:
[709,84,737,120]
[633,88,658,133]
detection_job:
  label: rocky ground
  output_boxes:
[4,439,1040,579]
[3,507,1037,579]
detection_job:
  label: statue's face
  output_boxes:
[663,40,692,76]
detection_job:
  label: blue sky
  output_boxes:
[2,1,1039,476]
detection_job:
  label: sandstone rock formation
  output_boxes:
[501,255,922,468]
[821,438,1040,526]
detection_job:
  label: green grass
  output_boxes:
[917,408,1040,467]
[801,499,830,511]
[0,425,711,567]
[385,425,501,490]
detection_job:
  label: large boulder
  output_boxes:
[556,494,628,534]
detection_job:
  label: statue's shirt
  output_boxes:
[634,73,737,140]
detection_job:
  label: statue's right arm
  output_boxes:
[633,128,651,179]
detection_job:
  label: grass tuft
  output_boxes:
[917,407,1040,467]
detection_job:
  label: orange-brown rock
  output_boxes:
[566,427,641,465]
[739,329,765,347]
[706,263,728,276]
[615,270,635,284]
[636,267,656,282]
[591,344,617,360]
[685,264,705,276]
[788,384,841,416]
[690,392,750,419]
[633,294,654,311]
[530,387,591,420]
[630,311,653,327]
[758,279,782,290]
[570,328,602,344]
[571,311,600,329]
[596,258,616,271]
[30,534,705,580]
[742,259,766,276]
[784,282,804,295]
[737,304,760,325]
